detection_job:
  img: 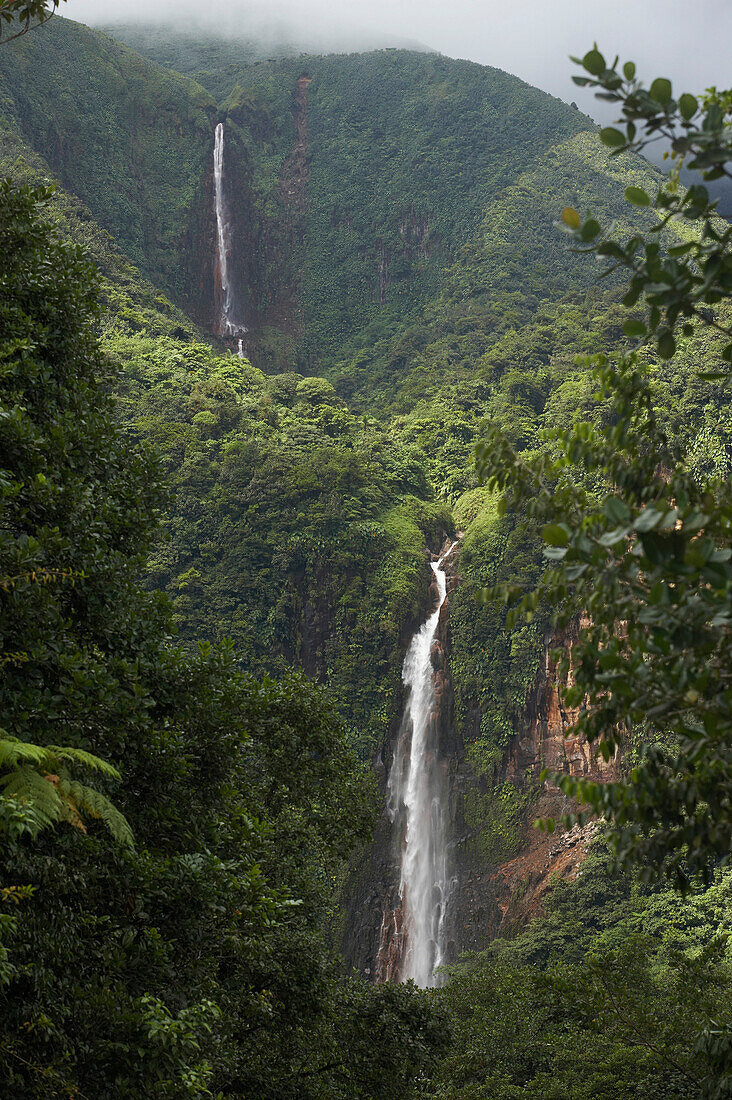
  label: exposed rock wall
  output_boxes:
[343,545,618,976]
[453,620,617,951]
[505,621,617,784]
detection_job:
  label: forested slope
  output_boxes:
[2,9,730,955]
[3,13,727,828]
[0,18,217,304]
[2,13,732,1097]
[0,19,658,375]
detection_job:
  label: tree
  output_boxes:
[0,177,444,1098]
[0,177,162,843]
[560,47,732,368]
[0,178,277,1095]
[0,1,63,45]
[475,55,732,887]
[430,850,732,1099]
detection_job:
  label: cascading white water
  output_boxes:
[386,542,457,987]
[213,122,244,337]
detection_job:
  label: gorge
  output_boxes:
[1,14,730,1097]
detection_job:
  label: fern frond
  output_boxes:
[0,734,122,780]
[57,778,133,847]
[0,765,64,829]
[0,737,48,769]
[46,746,121,779]
[0,738,133,846]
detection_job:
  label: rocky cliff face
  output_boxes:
[343,546,617,976]
[454,625,617,948]
[177,74,312,361]
[504,621,617,784]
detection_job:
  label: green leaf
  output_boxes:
[600,127,626,148]
[561,207,581,229]
[657,331,676,359]
[603,496,631,524]
[625,186,651,207]
[623,61,636,80]
[679,93,698,121]
[582,49,606,76]
[565,563,589,580]
[635,507,664,533]
[649,77,672,106]
[597,241,626,260]
[542,524,570,547]
[543,546,569,560]
[623,319,647,337]
[580,218,601,241]
[599,527,630,547]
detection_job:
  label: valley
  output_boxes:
[1,9,731,1097]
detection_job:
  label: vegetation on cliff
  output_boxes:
[0,178,445,1098]
[1,14,731,1098]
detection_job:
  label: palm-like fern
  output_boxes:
[0,735,133,846]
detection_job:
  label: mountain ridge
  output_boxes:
[2,17,725,978]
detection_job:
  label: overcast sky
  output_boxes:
[63,0,731,120]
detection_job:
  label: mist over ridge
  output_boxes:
[62,0,732,126]
[65,0,433,60]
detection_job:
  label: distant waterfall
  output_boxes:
[213,122,244,337]
[385,542,457,987]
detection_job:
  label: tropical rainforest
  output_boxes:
[0,4,731,1097]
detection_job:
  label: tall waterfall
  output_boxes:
[212,122,244,337]
[385,542,457,987]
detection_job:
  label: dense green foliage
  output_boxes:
[0,179,446,1098]
[2,17,732,1100]
[564,49,732,366]
[111,332,451,754]
[476,58,732,886]
[429,848,732,1098]
[447,56,732,1099]
[0,17,215,300]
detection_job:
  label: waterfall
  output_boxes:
[213,122,244,337]
[386,542,457,987]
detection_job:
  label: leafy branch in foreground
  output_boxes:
[559,47,732,368]
[476,353,732,887]
[0,0,62,45]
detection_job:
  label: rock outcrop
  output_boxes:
[454,620,618,950]
[345,543,619,976]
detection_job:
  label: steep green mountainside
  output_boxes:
[0,17,216,308]
[92,23,673,433]
[0,120,199,343]
[0,123,449,759]
[103,25,604,368]
[0,20,632,377]
[1,17,727,770]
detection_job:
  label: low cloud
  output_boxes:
[63,0,731,120]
